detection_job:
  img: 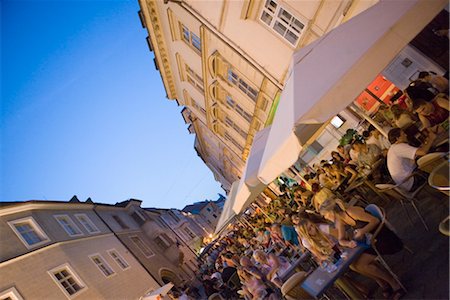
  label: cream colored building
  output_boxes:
[138,0,378,192]
[0,199,159,300]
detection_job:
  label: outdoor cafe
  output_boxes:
[199,1,449,300]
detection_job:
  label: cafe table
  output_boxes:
[279,252,312,282]
[300,244,369,299]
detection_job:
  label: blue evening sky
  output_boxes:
[1,0,223,209]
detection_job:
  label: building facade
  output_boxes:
[0,197,203,299]
[138,0,378,193]
[0,200,159,300]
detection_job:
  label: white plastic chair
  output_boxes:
[364,204,407,293]
[375,173,429,230]
[417,152,447,173]
[427,160,450,195]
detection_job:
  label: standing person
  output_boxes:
[387,128,437,191]
[319,199,404,300]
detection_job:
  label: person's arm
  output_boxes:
[344,166,358,184]
[435,96,449,111]
[416,130,437,157]
[336,217,356,248]
[419,113,432,129]
[347,207,379,240]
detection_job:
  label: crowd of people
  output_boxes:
[169,73,448,300]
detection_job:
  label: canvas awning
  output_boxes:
[141,283,174,300]
[257,0,447,185]
[231,127,272,215]
[214,181,239,235]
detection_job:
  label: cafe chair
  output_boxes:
[417,152,447,173]
[281,271,313,300]
[364,204,407,293]
[427,160,450,196]
[375,173,429,231]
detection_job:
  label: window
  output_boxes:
[90,254,115,277]
[180,24,201,53]
[75,214,100,234]
[0,287,24,300]
[130,236,154,257]
[131,210,146,226]
[54,215,83,237]
[185,64,204,94]
[183,227,196,239]
[112,215,129,229]
[49,263,86,298]
[191,98,206,117]
[8,217,50,248]
[260,0,305,46]
[227,69,258,101]
[154,233,172,250]
[224,95,253,123]
[225,116,247,139]
[224,131,244,152]
[108,249,130,270]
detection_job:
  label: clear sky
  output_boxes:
[1,0,224,209]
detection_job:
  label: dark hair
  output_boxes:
[418,71,430,79]
[390,90,404,102]
[412,98,428,111]
[362,130,370,138]
[388,128,402,144]
[368,124,376,132]
[311,183,321,193]
[405,81,435,102]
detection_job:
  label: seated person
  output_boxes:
[412,97,449,130]
[311,183,336,213]
[417,71,449,94]
[351,140,383,169]
[387,128,437,191]
[237,267,277,300]
[252,249,291,289]
[319,199,404,300]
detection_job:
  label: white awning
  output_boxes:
[214,181,239,235]
[257,0,446,185]
[231,127,272,215]
[141,283,174,300]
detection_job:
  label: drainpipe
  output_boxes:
[92,205,162,286]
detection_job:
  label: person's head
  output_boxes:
[295,219,333,256]
[362,130,370,139]
[318,198,346,222]
[311,182,321,193]
[388,128,406,144]
[271,223,281,234]
[413,99,434,116]
[351,140,365,152]
[418,71,431,80]
[239,256,253,267]
[331,151,343,161]
[252,249,267,264]
[405,81,435,102]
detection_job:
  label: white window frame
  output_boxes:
[54,215,84,237]
[107,249,130,270]
[48,263,86,299]
[260,0,306,46]
[227,69,258,101]
[180,23,201,53]
[185,64,204,94]
[74,214,100,234]
[89,253,116,277]
[8,216,50,249]
[130,236,155,258]
[0,287,24,300]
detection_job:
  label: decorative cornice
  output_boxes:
[144,0,177,99]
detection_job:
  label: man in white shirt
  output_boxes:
[387,128,436,191]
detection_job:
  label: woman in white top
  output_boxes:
[252,250,291,288]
